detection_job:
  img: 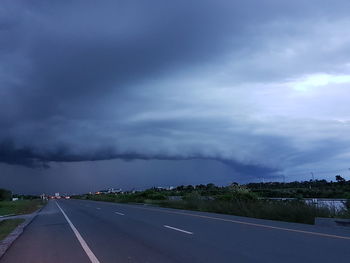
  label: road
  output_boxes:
[1,199,350,263]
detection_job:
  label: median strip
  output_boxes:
[56,202,100,263]
[164,225,193,235]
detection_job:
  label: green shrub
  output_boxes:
[217,185,257,201]
[345,199,350,210]
[183,191,202,201]
[139,190,167,200]
[0,189,12,201]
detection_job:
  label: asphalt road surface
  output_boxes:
[1,199,350,263]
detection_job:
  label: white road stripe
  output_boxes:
[164,225,193,235]
[56,202,101,263]
[114,212,125,216]
[96,207,101,210]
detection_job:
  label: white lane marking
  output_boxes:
[56,202,100,263]
[164,225,193,235]
[96,208,101,210]
[114,212,125,216]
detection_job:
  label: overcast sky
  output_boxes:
[1,0,350,194]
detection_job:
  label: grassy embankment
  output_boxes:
[0,200,44,241]
[74,187,350,225]
[0,200,44,216]
[0,219,25,241]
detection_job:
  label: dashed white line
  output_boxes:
[114,212,125,216]
[56,202,100,263]
[96,207,101,210]
[164,225,193,235]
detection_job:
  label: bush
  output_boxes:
[217,185,257,201]
[217,192,257,201]
[0,189,12,201]
[139,190,167,200]
[183,191,202,201]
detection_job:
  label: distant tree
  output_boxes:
[185,185,194,191]
[0,188,12,201]
[335,175,346,184]
[176,185,185,191]
[196,184,206,190]
[206,183,216,190]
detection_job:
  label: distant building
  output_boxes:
[156,186,175,190]
[108,188,122,193]
[96,188,122,194]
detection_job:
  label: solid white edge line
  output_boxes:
[164,225,193,235]
[56,202,100,263]
[114,212,125,216]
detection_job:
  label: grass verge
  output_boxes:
[0,219,25,241]
[0,200,44,216]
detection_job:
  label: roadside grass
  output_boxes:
[77,193,349,224]
[0,219,25,241]
[0,200,44,216]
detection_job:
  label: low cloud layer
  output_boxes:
[1,0,350,184]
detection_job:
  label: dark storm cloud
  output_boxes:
[1,0,233,121]
[2,0,347,121]
[1,0,350,181]
[0,136,282,183]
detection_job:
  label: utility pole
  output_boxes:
[309,172,314,190]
